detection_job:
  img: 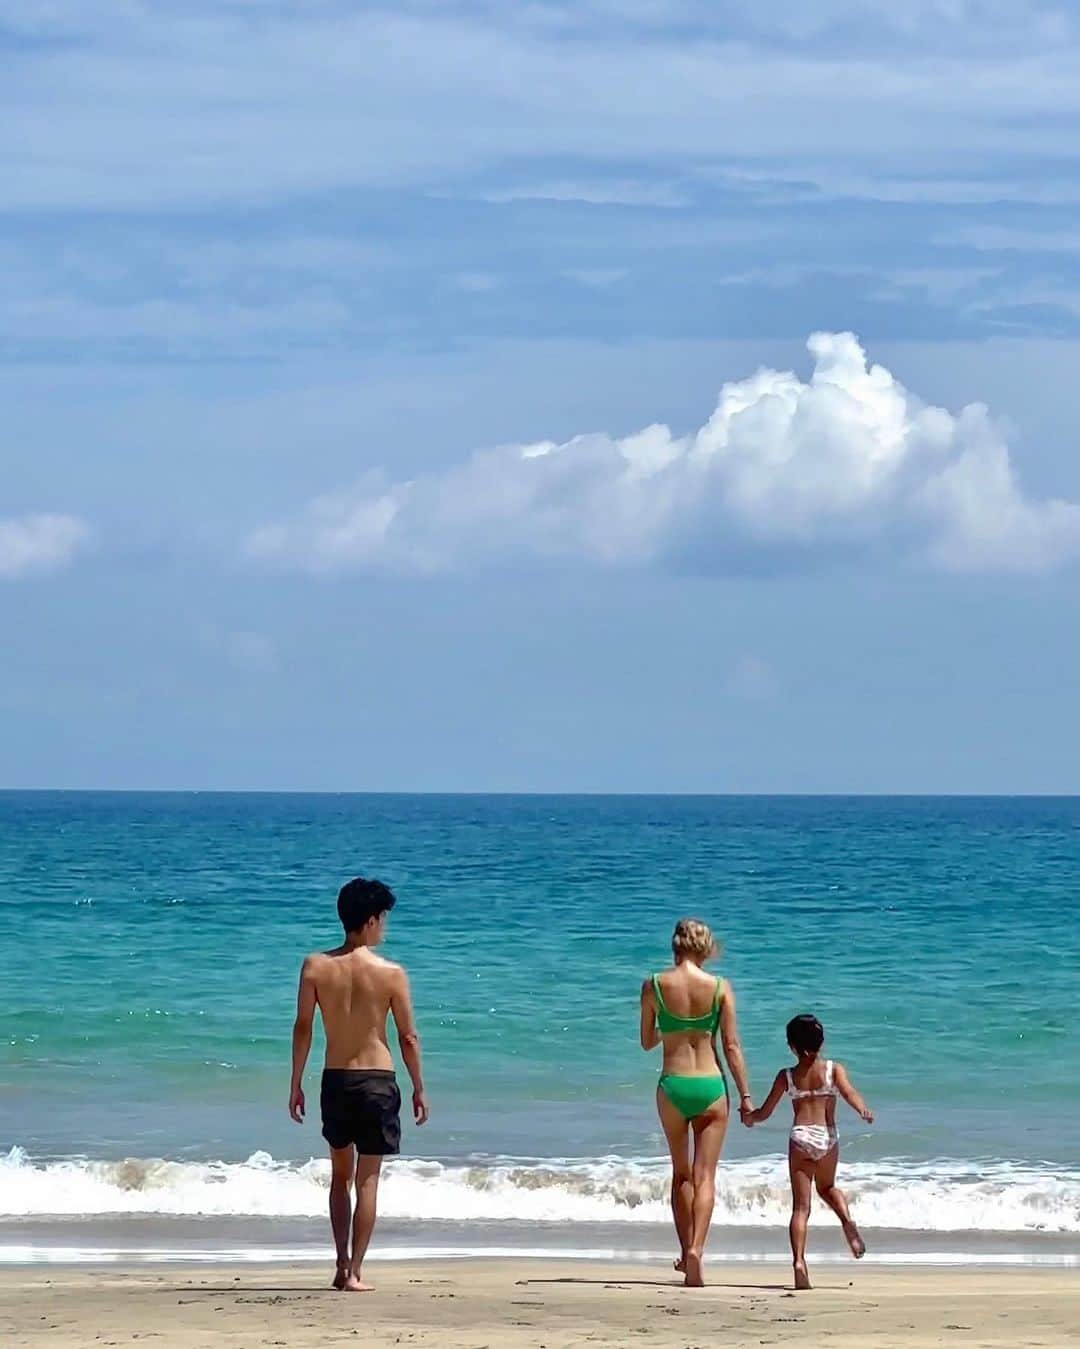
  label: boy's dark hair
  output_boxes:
[786,1013,825,1054]
[337,877,396,933]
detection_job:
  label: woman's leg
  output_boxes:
[683,1097,729,1288]
[814,1146,864,1257]
[656,1086,693,1274]
[788,1146,816,1289]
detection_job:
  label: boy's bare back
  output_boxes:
[303,946,408,1072]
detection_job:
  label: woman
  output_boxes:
[640,917,752,1287]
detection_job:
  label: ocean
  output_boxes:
[1,792,1078,1266]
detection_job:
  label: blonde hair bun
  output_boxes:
[671,917,717,959]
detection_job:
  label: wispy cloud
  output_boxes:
[246,332,1080,577]
[7,7,1080,211]
[938,225,1080,253]
[474,180,691,208]
[0,513,90,579]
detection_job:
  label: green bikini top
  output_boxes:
[651,974,722,1035]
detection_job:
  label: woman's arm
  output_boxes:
[640,978,660,1051]
[834,1062,873,1123]
[718,980,752,1118]
[746,1069,787,1125]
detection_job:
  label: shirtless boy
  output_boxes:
[289,877,428,1292]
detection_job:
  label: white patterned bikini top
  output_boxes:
[785,1059,836,1100]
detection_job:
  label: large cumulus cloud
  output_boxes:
[247,332,1080,576]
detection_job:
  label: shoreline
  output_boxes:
[2,1259,1078,1348]
[2,1218,1077,1268]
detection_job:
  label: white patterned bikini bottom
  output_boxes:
[789,1124,838,1161]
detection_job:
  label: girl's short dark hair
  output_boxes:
[337,877,396,933]
[786,1013,825,1053]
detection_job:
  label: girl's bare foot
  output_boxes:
[343,1273,375,1293]
[843,1220,866,1258]
[793,1260,811,1290]
[332,1266,347,1290]
[683,1250,704,1288]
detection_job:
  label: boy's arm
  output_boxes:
[390,967,429,1125]
[289,958,317,1123]
[834,1062,873,1123]
[746,1070,787,1125]
[718,981,753,1119]
[640,979,660,1051]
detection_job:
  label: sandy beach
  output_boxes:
[2,1260,1076,1348]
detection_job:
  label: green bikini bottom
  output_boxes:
[658,1073,727,1120]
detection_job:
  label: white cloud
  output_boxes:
[246,331,1080,577]
[0,513,90,579]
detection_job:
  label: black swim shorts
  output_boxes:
[320,1069,402,1155]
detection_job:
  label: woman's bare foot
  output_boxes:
[843,1220,866,1259]
[682,1250,704,1288]
[673,1254,686,1274]
[793,1260,811,1290]
[343,1273,375,1293]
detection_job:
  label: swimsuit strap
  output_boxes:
[652,972,721,1033]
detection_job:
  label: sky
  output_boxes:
[3,0,1080,793]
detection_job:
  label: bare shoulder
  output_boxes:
[377,955,408,983]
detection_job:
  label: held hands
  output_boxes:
[738,1095,755,1127]
[861,1107,874,1124]
[413,1088,430,1126]
[288,1083,305,1124]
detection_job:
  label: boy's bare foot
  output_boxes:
[683,1250,704,1288]
[793,1260,811,1290]
[843,1220,866,1258]
[343,1274,375,1293]
[332,1267,348,1290]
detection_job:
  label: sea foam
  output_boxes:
[3,1147,1078,1232]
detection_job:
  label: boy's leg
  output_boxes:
[814,1147,865,1258]
[328,1145,355,1288]
[655,1088,693,1275]
[685,1101,730,1288]
[344,1154,384,1292]
[788,1148,815,1289]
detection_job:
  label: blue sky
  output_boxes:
[3,0,1080,791]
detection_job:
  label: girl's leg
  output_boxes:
[683,1098,730,1288]
[814,1146,865,1258]
[656,1087,693,1276]
[788,1147,816,1290]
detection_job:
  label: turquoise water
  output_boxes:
[2,792,1078,1249]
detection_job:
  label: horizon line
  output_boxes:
[2,788,1079,800]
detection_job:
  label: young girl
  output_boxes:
[745,1013,873,1290]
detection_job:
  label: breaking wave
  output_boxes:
[3,1148,1078,1233]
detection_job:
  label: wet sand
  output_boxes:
[1,1260,1077,1347]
